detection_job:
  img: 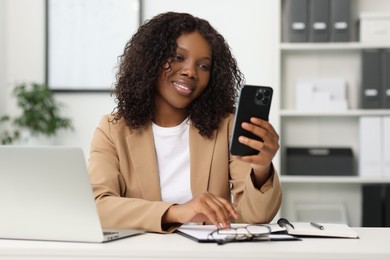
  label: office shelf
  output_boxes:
[280,109,390,117]
[281,176,390,184]
[281,42,390,51]
[278,0,390,227]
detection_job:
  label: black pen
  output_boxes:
[310,222,324,230]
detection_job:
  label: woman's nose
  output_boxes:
[180,63,197,79]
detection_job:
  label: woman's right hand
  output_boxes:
[162,192,238,229]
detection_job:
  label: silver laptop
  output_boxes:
[0,146,144,243]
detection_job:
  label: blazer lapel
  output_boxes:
[189,125,217,197]
[126,124,162,201]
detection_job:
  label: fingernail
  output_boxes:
[239,136,246,143]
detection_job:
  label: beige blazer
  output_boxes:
[88,114,282,233]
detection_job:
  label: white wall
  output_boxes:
[0,0,7,114]
[4,0,46,132]
[143,0,279,87]
[3,0,279,160]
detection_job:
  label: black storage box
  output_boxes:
[286,147,354,176]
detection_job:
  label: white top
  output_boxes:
[152,119,192,204]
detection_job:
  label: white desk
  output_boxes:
[1,228,389,260]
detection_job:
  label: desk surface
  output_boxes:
[1,228,389,260]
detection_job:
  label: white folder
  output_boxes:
[359,116,382,177]
[383,116,390,177]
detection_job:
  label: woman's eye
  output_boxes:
[199,63,210,71]
[174,55,183,62]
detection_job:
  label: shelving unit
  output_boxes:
[278,0,390,227]
[281,42,390,50]
[281,109,390,117]
[281,176,390,184]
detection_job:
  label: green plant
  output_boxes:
[0,82,73,144]
[0,115,19,144]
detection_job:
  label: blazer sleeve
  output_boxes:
[231,163,282,223]
[227,116,282,224]
[88,115,177,233]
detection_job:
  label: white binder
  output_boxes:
[383,117,390,177]
[359,116,382,177]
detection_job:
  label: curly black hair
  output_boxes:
[112,12,244,138]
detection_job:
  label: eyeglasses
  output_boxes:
[207,224,272,245]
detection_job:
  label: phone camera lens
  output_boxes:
[262,98,269,105]
[256,92,263,100]
[255,88,271,105]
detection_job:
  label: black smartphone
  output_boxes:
[229,85,273,156]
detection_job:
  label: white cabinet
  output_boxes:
[278,0,390,227]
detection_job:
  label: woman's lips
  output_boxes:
[172,81,193,95]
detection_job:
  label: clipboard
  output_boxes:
[176,224,300,244]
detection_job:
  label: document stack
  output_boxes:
[282,0,352,42]
[295,78,348,111]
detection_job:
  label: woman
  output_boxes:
[89,12,281,233]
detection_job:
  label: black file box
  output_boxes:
[362,184,390,227]
[286,147,353,176]
[361,50,381,108]
[284,0,309,42]
[385,185,390,227]
[330,0,351,42]
[383,49,390,108]
[309,0,330,42]
[362,184,383,227]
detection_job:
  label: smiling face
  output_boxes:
[154,31,212,126]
